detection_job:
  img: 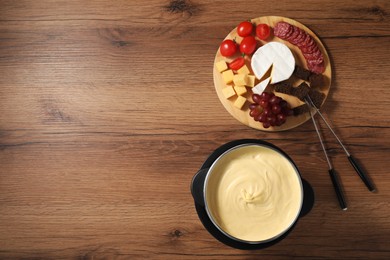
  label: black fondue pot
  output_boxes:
[190,139,314,249]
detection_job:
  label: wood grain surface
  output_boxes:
[0,0,389,259]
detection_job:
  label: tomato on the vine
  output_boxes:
[228,57,245,70]
[240,36,257,55]
[256,24,271,40]
[237,21,253,37]
[219,39,237,57]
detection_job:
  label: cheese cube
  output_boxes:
[222,85,236,99]
[234,85,247,96]
[215,60,228,73]
[245,75,256,87]
[237,65,250,75]
[222,69,234,84]
[234,96,247,109]
[233,74,247,86]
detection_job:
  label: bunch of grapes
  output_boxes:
[249,92,293,128]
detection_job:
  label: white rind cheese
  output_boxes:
[252,77,271,95]
[251,42,295,84]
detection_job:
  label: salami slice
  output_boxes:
[287,26,300,42]
[311,48,323,59]
[274,22,294,39]
[303,49,322,61]
[308,62,325,74]
[301,44,318,54]
[284,25,294,39]
[297,33,311,48]
[292,29,306,45]
[274,21,326,74]
[305,36,316,48]
[307,56,324,66]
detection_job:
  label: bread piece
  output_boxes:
[293,104,310,116]
[274,82,310,101]
[273,82,294,95]
[294,82,311,101]
[309,73,325,88]
[293,65,311,81]
[309,89,325,108]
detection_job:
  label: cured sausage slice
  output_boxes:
[292,29,306,45]
[303,49,323,61]
[274,22,292,37]
[274,21,325,74]
[288,26,300,42]
[309,62,325,74]
[301,44,318,54]
[297,33,311,48]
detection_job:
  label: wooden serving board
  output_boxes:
[213,16,332,131]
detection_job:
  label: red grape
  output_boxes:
[257,113,267,122]
[260,92,272,101]
[271,104,281,114]
[269,96,281,105]
[263,122,271,128]
[249,103,258,110]
[250,109,261,118]
[249,92,292,128]
[277,113,286,122]
[263,108,272,116]
[252,94,261,104]
[259,99,269,108]
[267,115,277,126]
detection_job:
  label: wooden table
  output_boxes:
[1,0,389,259]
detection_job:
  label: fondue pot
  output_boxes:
[191,139,314,249]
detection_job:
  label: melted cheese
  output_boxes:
[205,145,303,242]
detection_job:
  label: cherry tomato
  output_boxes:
[240,36,257,55]
[220,39,237,57]
[256,24,271,40]
[228,57,245,70]
[237,21,253,37]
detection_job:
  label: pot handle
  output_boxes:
[190,168,209,207]
[299,178,315,217]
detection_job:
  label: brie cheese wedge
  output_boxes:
[252,77,271,95]
[251,42,295,84]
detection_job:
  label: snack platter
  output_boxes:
[213,16,332,131]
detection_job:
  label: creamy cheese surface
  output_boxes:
[205,145,303,242]
[251,42,295,84]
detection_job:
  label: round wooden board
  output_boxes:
[213,16,332,131]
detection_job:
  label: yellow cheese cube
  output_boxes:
[233,74,247,86]
[234,96,247,109]
[234,85,247,96]
[245,75,256,87]
[222,85,236,99]
[237,65,250,75]
[222,69,234,84]
[215,60,228,73]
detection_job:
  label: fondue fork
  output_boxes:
[305,98,347,210]
[306,96,375,192]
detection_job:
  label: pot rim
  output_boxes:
[203,142,304,244]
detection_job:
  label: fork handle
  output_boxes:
[329,169,347,210]
[348,155,376,192]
